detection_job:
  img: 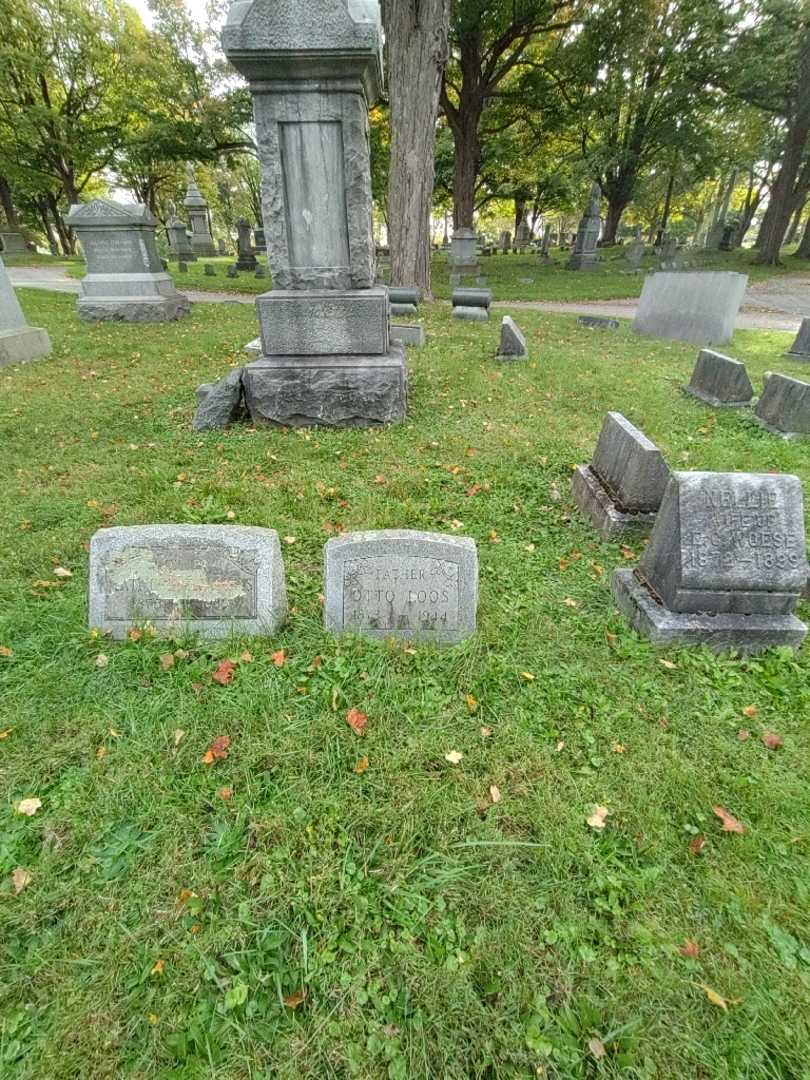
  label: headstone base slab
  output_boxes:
[572,465,658,540]
[612,569,807,654]
[684,386,754,408]
[390,323,426,347]
[752,416,807,440]
[0,326,52,367]
[77,295,191,323]
[566,255,599,271]
[453,307,489,322]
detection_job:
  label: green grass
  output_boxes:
[2,289,810,1079]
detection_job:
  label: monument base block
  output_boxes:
[0,326,52,367]
[243,344,407,427]
[390,323,426,347]
[572,465,658,539]
[453,307,489,322]
[611,569,807,654]
[77,295,191,323]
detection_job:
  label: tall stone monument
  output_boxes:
[567,183,602,270]
[235,219,257,272]
[183,166,217,257]
[65,199,190,323]
[0,255,52,367]
[222,0,407,428]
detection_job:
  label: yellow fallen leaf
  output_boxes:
[239,651,253,663]
[96,746,107,760]
[465,693,479,714]
[151,958,165,976]
[742,705,758,718]
[354,756,369,775]
[564,597,578,608]
[698,983,729,1010]
[520,671,535,682]
[0,646,13,657]
[16,798,42,816]
[95,654,109,668]
[148,1013,159,1025]
[0,729,12,739]
[174,729,186,747]
[555,740,565,752]
[659,659,677,670]
[587,805,609,830]
[12,868,31,894]
[444,750,464,765]
[611,742,626,754]
[109,728,121,738]
[53,567,72,578]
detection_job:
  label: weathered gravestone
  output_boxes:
[217,238,228,256]
[572,412,670,539]
[389,287,419,318]
[0,255,52,367]
[193,369,245,431]
[685,349,754,407]
[204,263,217,277]
[0,227,29,255]
[500,231,512,254]
[497,315,528,359]
[632,271,747,346]
[624,229,645,270]
[452,287,491,322]
[324,530,478,643]
[567,183,602,271]
[254,226,267,253]
[235,218,257,272]
[515,217,531,252]
[611,472,808,652]
[89,525,287,639]
[539,224,552,260]
[183,166,217,256]
[577,315,619,331]
[786,318,810,360]
[166,217,197,262]
[754,372,810,437]
[223,0,407,429]
[227,265,239,279]
[390,323,426,347]
[65,199,190,322]
[449,228,479,276]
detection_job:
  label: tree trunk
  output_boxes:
[35,198,60,255]
[442,28,484,230]
[785,198,806,244]
[46,192,74,255]
[0,175,18,226]
[383,0,450,296]
[798,213,810,258]
[602,195,628,245]
[660,169,676,233]
[514,197,526,235]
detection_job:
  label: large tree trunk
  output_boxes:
[46,192,75,255]
[602,193,629,245]
[383,0,450,297]
[785,198,806,244]
[0,175,18,226]
[660,168,676,233]
[798,213,810,258]
[442,29,484,229]
[514,197,526,235]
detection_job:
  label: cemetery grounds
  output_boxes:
[1,286,810,1079]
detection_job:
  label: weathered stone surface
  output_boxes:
[0,255,52,367]
[632,271,747,346]
[577,315,619,331]
[449,229,479,272]
[89,525,287,639]
[786,317,810,360]
[183,166,217,257]
[243,343,407,427]
[324,529,478,643]
[193,368,245,431]
[227,265,239,278]
[685,349,754,407]
[390,323,426,347]
[497,315,528,359]
[452,287,491,321]
[572,412,670,538]
[567,183,601,271]
[389,287,420,307]
[754,372,810,437]
[611,471,808,652]
[65,198,190,323]
[256,287,389,356]
[0,228,29,254]
[391,302,417,317]
[624,231,645,269]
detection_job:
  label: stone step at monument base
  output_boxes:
[243,345,407,428]
[572,464,659,540]
[611,569,807,654]
[0,326,52,367]
[78,295,190,323]
[390,323,426,347]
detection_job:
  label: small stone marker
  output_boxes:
[685,349,754,407]
[0,227,29,254]
[390,323,426,347]
[178,261,188,273]
[324,530,478,643]
[611,472,808,652]
[89,525,287,639]
[0,255,51,367]
[497,315,528,359]
[572,412,670,539]
[754,372,810,437]
[577,315,619,331]
[632,271,747,346]
[389,286,420,318]
[227,265,239,279]
[235,218,257,272]
[452,287,491,322]
[255,266,268,279]
[193,369,245,431]
[786,317,810,360]
[204,263,216,276]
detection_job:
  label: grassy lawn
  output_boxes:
[2,289,810,1079]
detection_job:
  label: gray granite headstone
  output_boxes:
[449,228,479,275]
[624,230,645,270]
[612,472,807,652]
[497,315,528,359]
[183,166,217,256]
[572,412,670,539]
[0,228,29,255]
[786,318,810,360]
[567,183,601,271]
[390,323,426,347]
[324,530,478,643]
[632,271,747,346]
[193,368,245,431]
[166,217,197,262]
[235,218,257,272]
[89,525,287,639]
[65,199,190,322]
[452,287,491,322]
[0,255,52,367]
[577,315,619,331]
[227,264,239,278]
[204,263,216,276]
[754,372,810,437]
[685,349,754,407]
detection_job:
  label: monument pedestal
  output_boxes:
[0,325,52,367]
[77,272,190,323]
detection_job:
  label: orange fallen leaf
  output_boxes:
[270,649,287,667]
[587,805,609,830]
[212,659,236,686]
[689,835,707,855]
[217,786,234,800]
[354,756,369,775]
[742,705,758,718]
[16,798,42,816]
[0,646,14,657]
[679,939,700,958]
[465,693,479,714]
[283,989,307,1009]
[713,806,746,834]
[151,958,165,976]
[177,889,196,904]
[12,868,31,894]
[346,707,368,735]
[160,653,175,670]
[128,628,143,642]
[202,735,231,764]
[761,731,783,750]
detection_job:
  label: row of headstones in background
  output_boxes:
[65,199,190,323]
[89,526,478,645]
[0,255,52,367]
[452,288,492,321]
[633,270,747,346]
[685,348,810,437]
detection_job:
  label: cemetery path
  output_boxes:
[9,264,806,331]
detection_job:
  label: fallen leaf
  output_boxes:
[588,1038,606,1061]
[555,740,565,752]
[217,786,234,801]
[346,707,368,735]
[202,735,231,765]
[109,728,121,738]
[465,693,479,714]
[160,653,175,670]
[679,939,701,958]
[489,784,502,804]
[128,628,143,642]
[0,646,13,657]
[737,729,751,742]
[689,835,707,855]
[520,671,535,682]
[659,659,677,670]
[177,888,196,904]
[12,868,31,894]
[283,536,297,545]
[354,756,369,775]
[96,746,107,760]
[174,729,186,747]
[283,989,307,1009]
[95,654,109,668]
[212,659,236,686]
[148,1013,158,1025]
[480,726,493,738]
[587,805,609,830]
[742,705,758,718]
[564,597,578,608]
[445,750,464,765]
[761,731,783,750]
[239,651,253,663]
[713,806,746,834]
[270,649,287,667]
[53,567,72,579]
[374,474,387,485]
[0,729,12,739]
[698,983,730,1010]
[611,742,626,754]
[16,798,42,816]
[151,958,165,976]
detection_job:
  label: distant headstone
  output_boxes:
[719,222,737,251]
[624,230,645,269]
[786,317,810,360]
[572,412,670,539]
[567,183,602,271]
[0,227,29,255]
[166,217,197,262]
[497,315,528,359]
[254,226,267,253]
[235,218,257,272]
[204,263,216,276]
[539,223,552,260]
[577,315,619,331]
[255,265,268,279]
[227,264,239,279]
[183,165,217,256]
[515,218,531,252]
[178,261,188,273]
[193,368,245,431]
[632,271,747,346]
[659,234,678,267]
[449,228,479,276]
[754,372,810,437]
[612,472,808,652]
[0,255,52,367]
[390,323,426,347]
[89,525,288,639]
[217,238,228,256]
[324,530,478,643]
[65,198,190,322]
[500,231,512,253]
[685,349,754,407]
[452,287,491,322]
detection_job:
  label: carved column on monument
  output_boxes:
[222,0,407,427]
[183,166,217,257]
